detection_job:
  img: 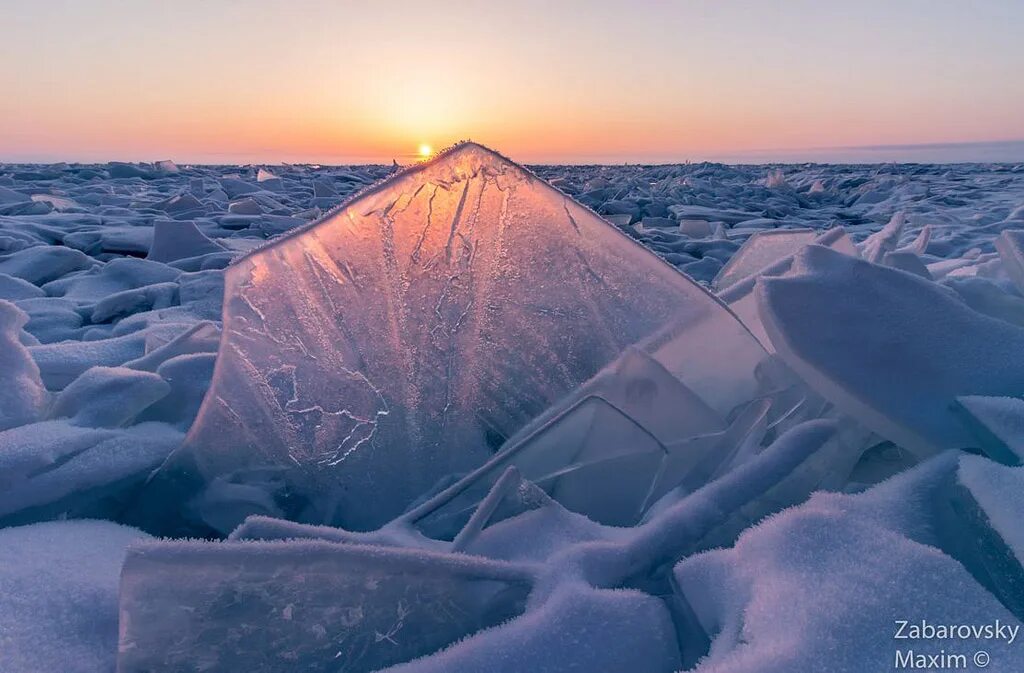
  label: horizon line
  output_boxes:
[3,137,1024,167]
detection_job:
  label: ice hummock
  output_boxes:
[157,142,789,532]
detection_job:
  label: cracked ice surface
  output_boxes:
[174,143,784,530]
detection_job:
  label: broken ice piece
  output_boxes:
[147,220,226,263]
[956,396,1024,465]
[165,142,785,531]
[48,366,169,428]
[117,539,533,673]
[404,347,726,535]
[0,420,183,526]
[716,227,857,350]
[882,250,932,279]
[958,455,1024,584]
[0,520,149,673]
[712,228,817,291]
[944,277,1024,328]
[995,230,1024,294]
[0,300,47,431]
[859,211,905,263]
[758,244,1024,458]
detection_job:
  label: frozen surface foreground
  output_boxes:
[1,148,1024,672]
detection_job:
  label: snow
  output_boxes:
[0,272,45,300]
[674,456,1024,672]
[2,148,1024,672]
[49,366,170,427]
[30,322,192,389]
[944,276,1024,327]
[0,245,95,285]
[384,585,681,673]
[0,520,149,673]
[959,454,1024,562]
[0,420,183,525]
[996,229,1024,293]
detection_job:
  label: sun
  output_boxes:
[418,143,433,159]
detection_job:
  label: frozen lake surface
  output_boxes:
[2,149,1024,672]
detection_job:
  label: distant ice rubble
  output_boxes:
[2,153,1024,672]
[111,146,1024,672]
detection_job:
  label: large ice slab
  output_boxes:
[118,539,533,673]
[758,244,1024,457]
[166,142,782,531]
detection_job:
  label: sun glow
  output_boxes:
[418,143,433,159]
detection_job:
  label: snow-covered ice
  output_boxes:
[1,148,1024,671]
[758,244,1024,458]
[675,453,1024,672]
[0,520,149,673]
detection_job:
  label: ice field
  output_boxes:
[2,144,1024,672]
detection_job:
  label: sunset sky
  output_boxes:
[2,0,1023,164]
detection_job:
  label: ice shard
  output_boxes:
[405,347,728,534]
[859,211,906,263]
[711,228,817,291]
[716,227,857,351]
[165,142,783,531]
[956,396,1024,465]
[995,230,1024,294]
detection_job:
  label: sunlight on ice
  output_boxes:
[153,142,797,534]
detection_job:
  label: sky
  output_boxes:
[2,0,1023,164]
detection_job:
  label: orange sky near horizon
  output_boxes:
[2,1,1023,164]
